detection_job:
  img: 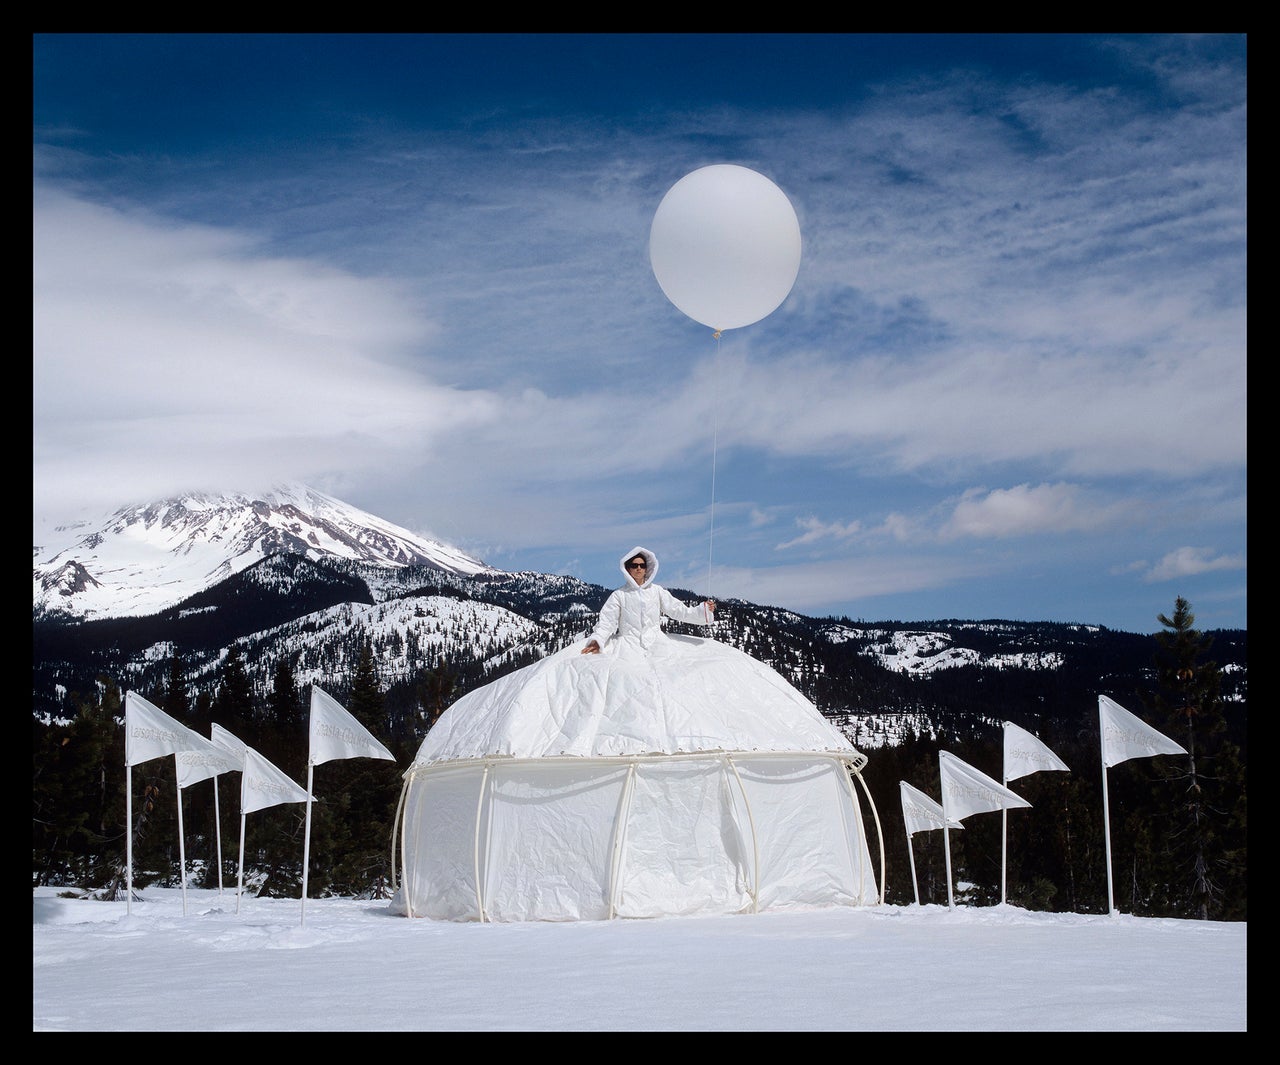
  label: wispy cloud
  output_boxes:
[777,515,864,550]
[940,483,1135,541]
[32,35,1247,631]
[33,186,499,516]
[1139,546,1247,583]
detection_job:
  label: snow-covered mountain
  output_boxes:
[33,485,497,621]
[31,486,1247,759]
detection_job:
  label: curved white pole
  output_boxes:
[472,763,491,922]
[725,755,761,912]
[235,808,247,915]
[213,776,224,895]
[607,763,638,920]
[175,769,188,916]
[300,764,314,926]
[390,771,410,896]
[125,765,133,916]
[848,761,887,905]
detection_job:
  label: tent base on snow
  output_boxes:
[390,636,884,922]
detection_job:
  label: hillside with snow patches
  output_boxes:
[32,487,1246,755]
[853,627,1066,675]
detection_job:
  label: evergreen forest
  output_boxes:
[33,590,1245,921]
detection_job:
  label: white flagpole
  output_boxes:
[939,754,956,909]
[213,776,224,894]
[1000,730,1012,904]
[301,764,315,926]
[125,764,133,916]
[175,767,188,916]
[236,807,247,915]
[943,823,956,909]
[236,754,247,915]
[1101,727,1117,916]
[1001,784,1009,906]
[907,829,921,905]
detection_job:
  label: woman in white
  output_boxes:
[581,546,715,655]
[414,541,849,760]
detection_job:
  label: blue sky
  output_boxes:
[33,34,1247,633]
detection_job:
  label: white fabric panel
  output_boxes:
[240,747,310,813]
[209,722,248,769]
[1003,721,1070,781]
[900,779,961,836]
[415,636,855,765]
[125,690,220,768]
[735,757,877,909]
[1098,695,1187,768]
[939,751,1031,822]
[174,743,238,789]
[310,685,395,766]
[482,763,629,923]
[396,754,879,922]
[399,765,486,920]
[614,759,751,918]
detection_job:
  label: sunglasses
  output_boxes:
[626,561,647,570]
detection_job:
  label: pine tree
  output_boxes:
[160,649,216,886]
[192,689,214,738]
[264,659,304,778]
[239,657,309,898]
[1142,597,1246,920]
[162,652,191,720]
[210,645,277,892]
[33,679,124,887]
[187,688,235,890]
[213,646,256,745]
[417,658,455,736]
[82,675,185,899]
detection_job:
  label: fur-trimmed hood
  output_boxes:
[618,545,658,588]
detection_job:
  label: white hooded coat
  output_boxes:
[586,546,713,653]
[411,545,856,763]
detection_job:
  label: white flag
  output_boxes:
[241,747,311,814]
[901,780,963,836]
[209,722,248,770]
[174,736,238,789]
[309,686,395,766]
[125,691,216,768]
[1099,695,1187,768]
[939,751,1031,822]
[1003,721,1070,782]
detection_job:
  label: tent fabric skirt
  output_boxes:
[391,752,880,922]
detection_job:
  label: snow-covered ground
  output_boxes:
[33,887,1245,1032]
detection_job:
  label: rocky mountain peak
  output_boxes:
[33,485,496,621]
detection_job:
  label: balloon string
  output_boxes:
[707,330,720,603]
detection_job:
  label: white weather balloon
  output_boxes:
[649,164,802,332]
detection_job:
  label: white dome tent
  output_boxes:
[390,631,885,923]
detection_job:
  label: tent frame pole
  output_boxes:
[847,760,886,905]
[724,755,761,913]
[175,768,188,916]
[390,771,412,917]
[607,762,639,920]
[472,763,492,922]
